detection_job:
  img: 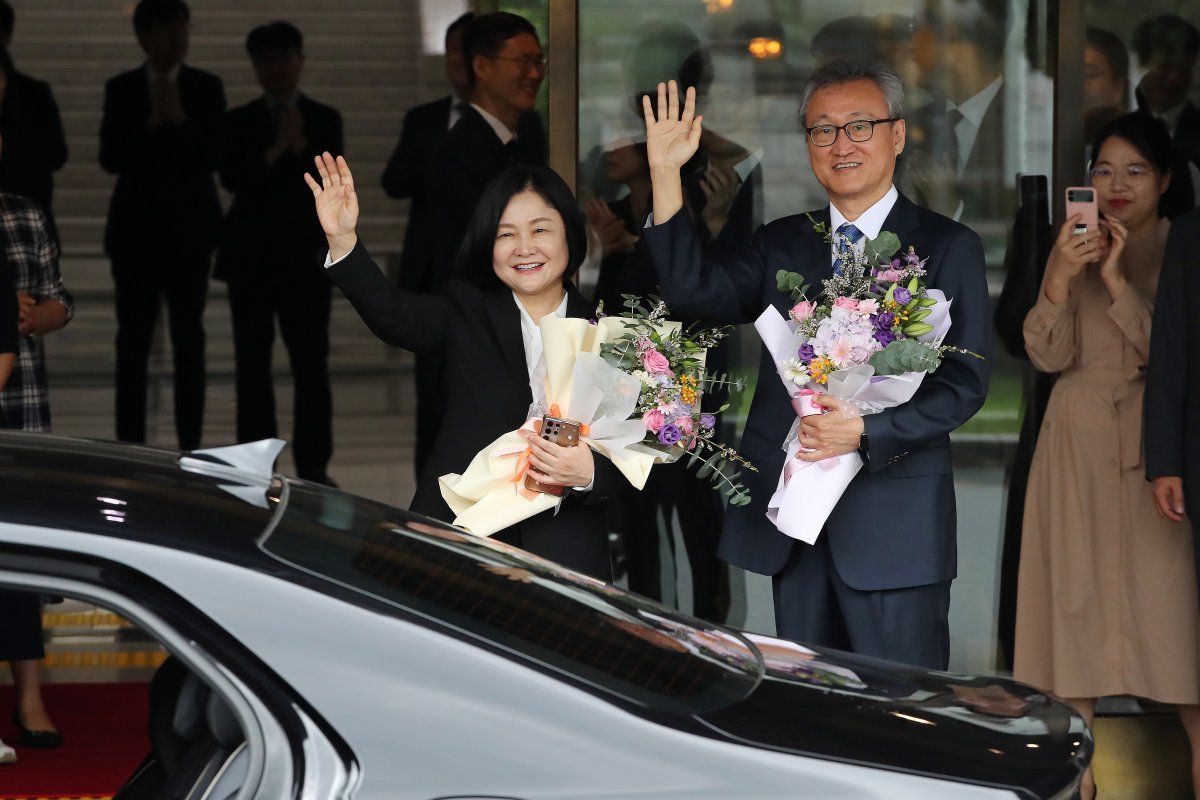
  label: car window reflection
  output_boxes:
[259,484,761,716]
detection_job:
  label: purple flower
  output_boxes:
[874,329,897,346]
[797,343,816,362]
[893,287,911,305]
[891,257,902,268]
[658,423,682,446]
[873,311,895,330]
[699,413,716,430]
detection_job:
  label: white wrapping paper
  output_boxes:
[439,315,678,536]
[754,290,953,543]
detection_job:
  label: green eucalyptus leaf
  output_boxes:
[869,338,942,375]
[866,231,901,263]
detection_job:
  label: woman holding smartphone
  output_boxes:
[1014,113,1200,800]
[306,153,616,580]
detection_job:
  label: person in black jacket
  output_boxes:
[380,12,545,478]
[99,0,225,451]
[0,43,67,246]
[307,153,617,580]
[215,21,342,484]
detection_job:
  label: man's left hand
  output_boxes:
[795,394,864,462]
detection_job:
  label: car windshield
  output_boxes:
[259,482,762,716]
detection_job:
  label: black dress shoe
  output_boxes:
[12,711,61,749]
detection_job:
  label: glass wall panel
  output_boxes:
[577,0,1053,675]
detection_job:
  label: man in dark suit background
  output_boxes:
[1133,15,1200,183]
[215,21,342,484]
[382,11,547,294]
[1146,207,1200,596]
[99,0,225,451]
[641,61,990,669]
[0,1,68,245]
[400,11,547,478]
[425,11,548,274]
[902,0,1012,260]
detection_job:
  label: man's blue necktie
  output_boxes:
[834,222,864,275]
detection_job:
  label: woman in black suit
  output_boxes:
[307,153,617,580]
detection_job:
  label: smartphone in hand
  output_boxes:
[1065,187,1099,236]
[524,415,582,496]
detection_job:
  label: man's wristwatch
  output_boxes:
[857,430,870,462]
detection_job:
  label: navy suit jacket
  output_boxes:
[641,191,991,590]
[1145,207,1200,531]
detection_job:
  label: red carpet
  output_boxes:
[0,683,149,800]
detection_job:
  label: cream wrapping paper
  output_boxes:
[439,315,679,536]
[755,290,954,543]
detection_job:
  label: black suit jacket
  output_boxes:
[423,106,547,287]
[327,241,618,552]
[99,63,226,258]
[641,192,991,590]
[1165,101,1200,175]
[1145,207,1200,529]
[0,70,67,239]
[214,94,343,280]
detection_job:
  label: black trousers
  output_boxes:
[0,590,44,662]
[772,532,952,670]
[226,268,333,482]
[112,253,210,450]
[619,461,726,621]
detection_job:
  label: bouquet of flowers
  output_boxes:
[754,218,981,543]
[597,295,756,506]
[439,298,756,536]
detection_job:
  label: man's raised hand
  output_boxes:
[304,151,359,260]
[642,80,703,173]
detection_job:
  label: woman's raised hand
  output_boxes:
[304,151,359,260]
[1041,214,1105,305]
[1097,215,1129,300]
[642,80,702,173]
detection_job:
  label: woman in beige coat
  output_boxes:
[1014,113,1200,800]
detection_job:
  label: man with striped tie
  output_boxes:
[640,59,991,669]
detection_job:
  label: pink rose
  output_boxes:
[833,297,859,310]
[676,416,694,436]
[642,348,672,375]
[790,301,815,321]
[876,269,902,284]
[643,409,665,433]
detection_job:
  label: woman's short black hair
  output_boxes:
[454,164,586,292]
[1089,111,1186,218]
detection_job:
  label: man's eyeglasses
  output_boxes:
[489,55,548,72]
[804,118,901,147]
[1089,165,1155,186]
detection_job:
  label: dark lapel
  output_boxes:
[483,290,532,393]
[883,192,921,244]
[804,206,834,282]
[564,284,594,319]
[457,106,509,165]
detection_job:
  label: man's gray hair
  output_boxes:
[799,59,906,125]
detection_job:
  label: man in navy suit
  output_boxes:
[1146,207,1200,590]
[641,61,990,669]
[99,0,225,451]
[215,21,342,484]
